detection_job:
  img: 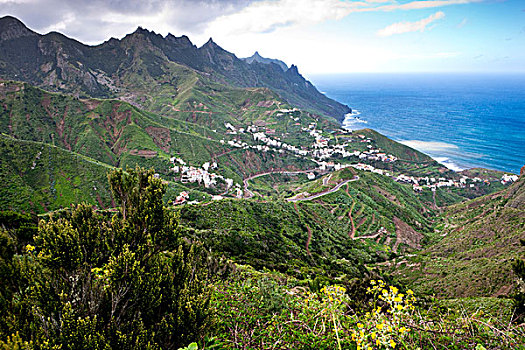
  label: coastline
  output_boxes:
[314,73,525,175]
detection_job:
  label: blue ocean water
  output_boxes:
[309,73,525,174]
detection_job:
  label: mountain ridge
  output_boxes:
[242,51,288,72]
[0,16,351,121]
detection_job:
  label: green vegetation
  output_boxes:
[0,167,212,349]
[1,17,524,348]
[393,176,525,298]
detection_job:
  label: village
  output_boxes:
[168,109,520,204]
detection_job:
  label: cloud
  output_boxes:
[206,0,359,36]
[377,11,445,36]
[0,0,261,43]
[457,18,468,28]
[205,0,480,36]
[0,0,481,44]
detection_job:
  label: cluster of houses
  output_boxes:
[501,173,519,185]
[170,157,234,190]
[169,117,521,203]
[395,174,490,192]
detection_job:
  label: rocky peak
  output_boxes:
[243,51,288,71]
[0,16,38,41]
[287,64,299,75]
[201,37,219,50]
[165,33,194,48]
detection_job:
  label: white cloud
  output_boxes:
[377,11,445,36]
[206,0,359,36]
[457,18,468,28]
[367,0,482,12]
[205,0,480,36]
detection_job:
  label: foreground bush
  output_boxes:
[213,270,525,349]
[0,167,212,349]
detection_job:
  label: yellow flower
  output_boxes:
[371,332,376,339]
[394,296,402,302]
[376,339,381,346]
[407,289,414,295]
[396,304,403,311]
[25,244,35,252]
[376,323,384,330]
[390,339,396,348]
[357,323,364,329]
[400,326,406,333]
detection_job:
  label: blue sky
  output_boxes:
[1,0,524,74]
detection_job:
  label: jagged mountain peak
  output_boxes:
[0,16,351,121]
[165,33,194,48]
[201,37,220,50]
[0,15,37,41]
[243,51,288,72]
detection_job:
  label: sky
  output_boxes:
[1,0,524,75]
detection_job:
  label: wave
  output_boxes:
[433,157,465,172]
[399,140,459,153]
[342,110,367,131]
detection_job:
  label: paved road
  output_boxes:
[286,176,359,202]
[243,169,320,198]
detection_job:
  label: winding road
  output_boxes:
[242,169,359,202]
[243,169,321,199]
[286,176,359,202]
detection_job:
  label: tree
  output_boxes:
[4,167,212,349]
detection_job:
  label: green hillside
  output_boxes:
[0,134,113,212]
[393,172,525,297]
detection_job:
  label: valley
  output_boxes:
[0,15,524,349]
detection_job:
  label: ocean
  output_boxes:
[309,73,525,174]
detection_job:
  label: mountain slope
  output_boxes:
[393,168,525,297]
[1,80,325,212]
[0,16,351,121]
[0,134,113,213]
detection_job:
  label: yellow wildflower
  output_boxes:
[376,323,384,330]
[25,244,35,252]
[390,339,396,348]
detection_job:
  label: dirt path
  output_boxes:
[323,173,332,186]
[353,232,382,240]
